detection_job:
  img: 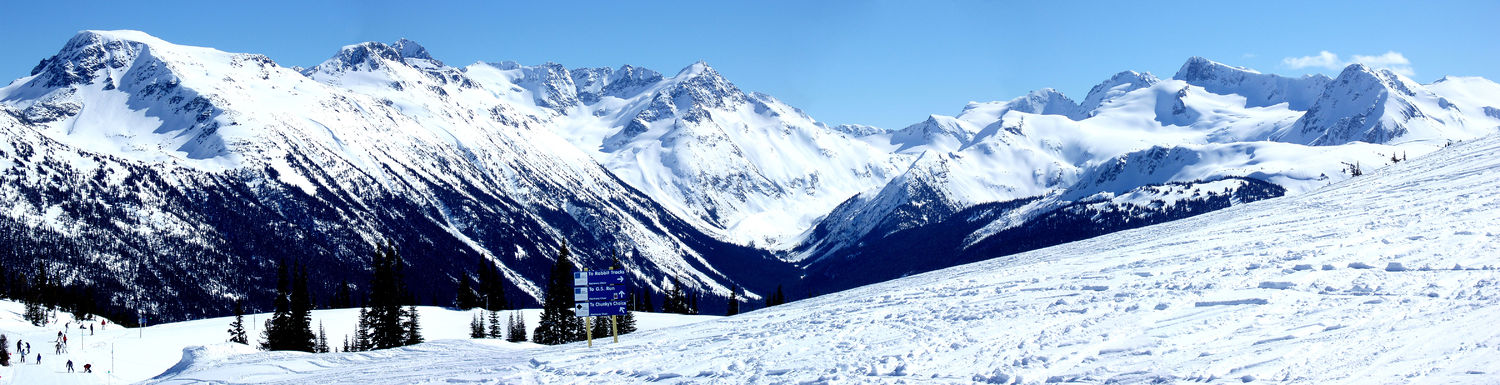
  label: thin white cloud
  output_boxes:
[1282,51,1414,77]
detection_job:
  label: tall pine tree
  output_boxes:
[478,264,510,311]
[469,313,485,338]
[402,305,423,346]
[487,310,502,338]
[726,285,740,316]
[364,243,410,350]
[0,334,10,367]
[316,322,330,353]
[227,301,248,344]
[532,243,583,345]
[262,263,315,352]
[506,311,527,342]
[455,275,479,309]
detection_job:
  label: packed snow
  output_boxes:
[133,133,1500,383]
[0,302,715,384]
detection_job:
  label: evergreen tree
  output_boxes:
[402,305,423,346]
[689,292,699,315]
[766,285,786,307]
[354,306,370,352]
[332,279,353,309]
[365,244,409,350]
[469,313,485,338]
[455,275,479,309]
[260,263,293,351]
[663,277,692,315]
[726,285,740,316]
[316,322,330,353]
[288,265,316,351]
[478,264,510,311]
[342,335,351,353]
[532,243,583,345]
[618,309,637,334]
[506,312,527,342]
[640,288,654,313]
[486,310,503,338]
[227,301,249,345]
[0,333,10,367]
[23,298,45,326]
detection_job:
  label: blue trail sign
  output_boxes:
[574,284,629,302]
[573,270,627,286]
[574,300,628,317]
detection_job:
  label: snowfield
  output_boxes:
[0,303,716,384]
[125,133,1500,384]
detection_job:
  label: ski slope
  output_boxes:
[0,303,715,384]
[144,133,1500,384]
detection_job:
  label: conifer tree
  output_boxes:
[486,310,503,338]
[663,277,693,315]
[227,301,249,344]
[332,279,353,309]
[640,288,654,313]
[506,312,527,342]
[726,285,740,316]
[260,263,293,351]
[478,264,510,311]
[469,313,485,338]
[532,243,583,345]
[316,322,330,353]
[402,305,423,346]
[354,306,370,352]
[618,308,637,334]
[364,243,410,350]
[765,285,786,307]
[0,334,10,367]
[288,265,316,351]
[455,275,479,309]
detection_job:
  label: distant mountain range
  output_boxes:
[2,30,1497,320]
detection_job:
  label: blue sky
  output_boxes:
[2,0,1495,129]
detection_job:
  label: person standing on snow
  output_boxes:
[66,359,74,373]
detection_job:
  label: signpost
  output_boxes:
[574,285,629,302]
[573,268,628,347]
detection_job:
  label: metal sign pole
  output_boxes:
[612,265,620,343]
[584,268,592,348]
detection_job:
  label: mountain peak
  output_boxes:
[1078,70,1159,116]
[391,38,434,61]
[1174,56,1261,81]
[1173,56,1329,110]
[318,41,404,72]
[27,30,167,86]
[677,61,716,78]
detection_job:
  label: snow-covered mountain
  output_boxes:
[149,119,1500,385]
[4,31,1500,323]
[0,30,794,320]
[793,56,1500,293]
[492,60,908,248]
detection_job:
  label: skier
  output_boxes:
[90,324,95,335]
[67,359,74,373]
[35,353,40,365]
[84,363,92,373]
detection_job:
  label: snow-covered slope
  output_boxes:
[149,130,1500,385]
[0,300,717,384]
[492,61,908,248]
[0,30,792,320]
[1274,64,1498,146]
[794,56,1500,293]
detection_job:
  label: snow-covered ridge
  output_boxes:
[151,129,1500,385]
